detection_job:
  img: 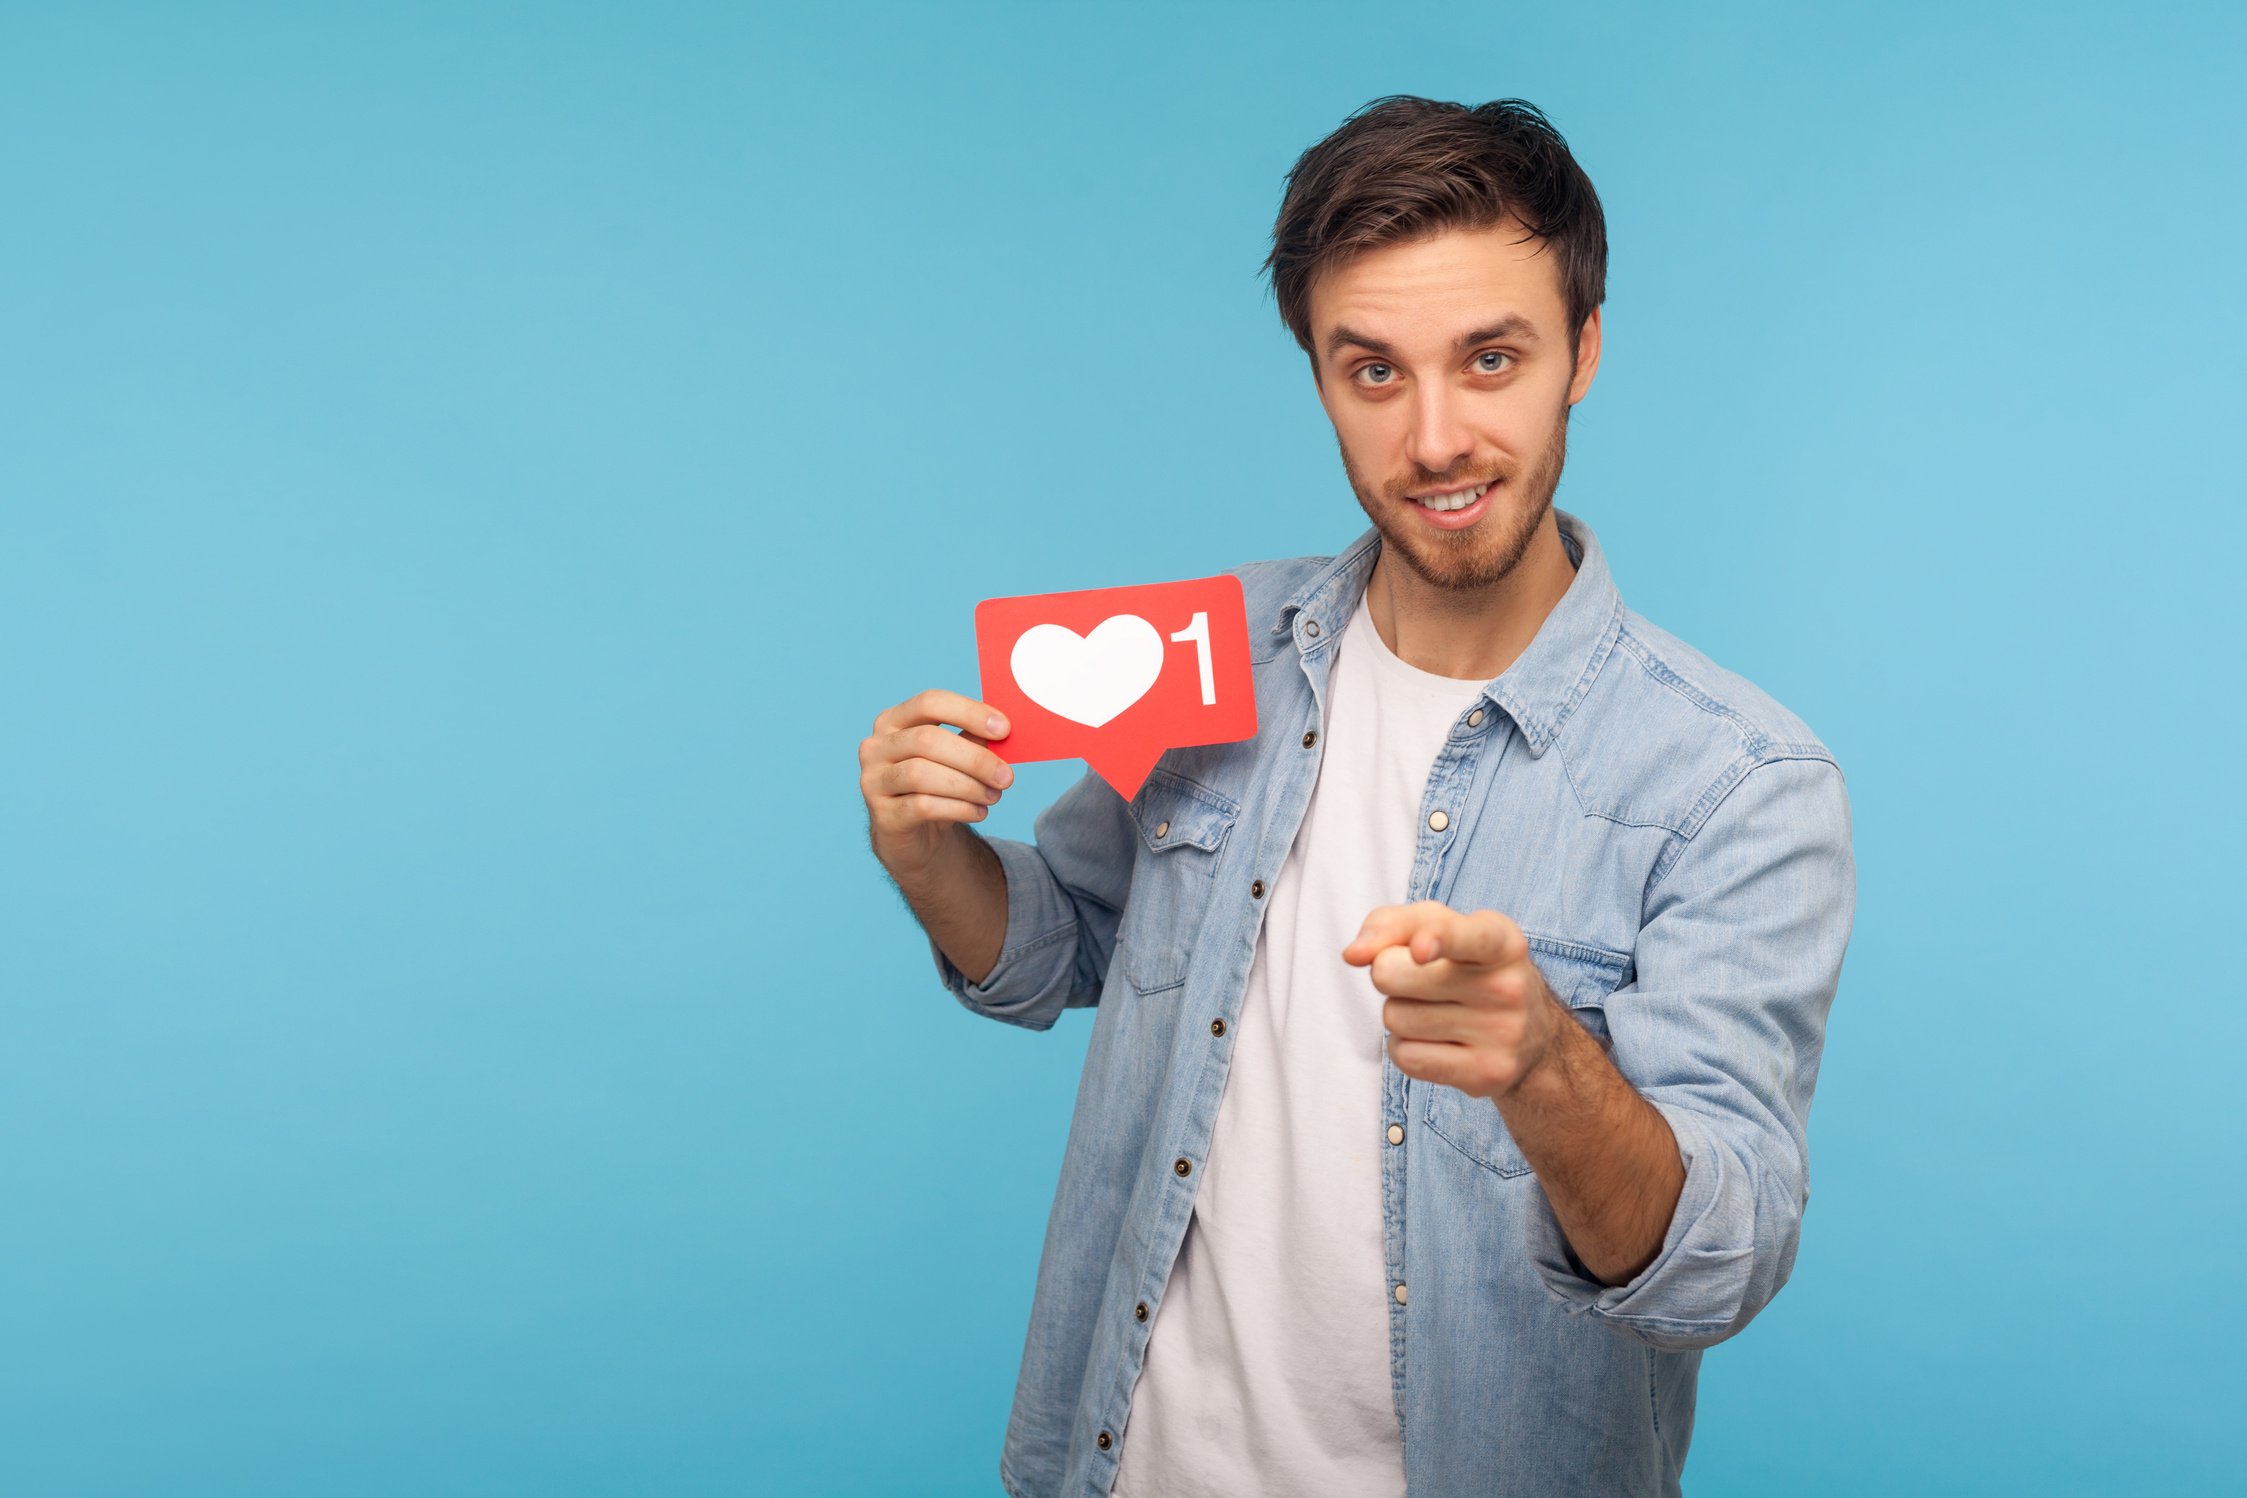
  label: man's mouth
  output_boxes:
[1408,478,1496,513]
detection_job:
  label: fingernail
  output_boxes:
[997,765,1014,786]
[987,714,1008,735]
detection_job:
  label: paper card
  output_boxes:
[975,573,1259,799]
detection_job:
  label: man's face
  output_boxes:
[1308,218,1601,592]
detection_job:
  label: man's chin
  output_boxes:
[1373,512,1498,590]
[1396,541,1500,592]
[1370,491,1550,593]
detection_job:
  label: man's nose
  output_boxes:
[1404,384,1475,479]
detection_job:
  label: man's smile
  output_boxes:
[1406,477,1499,526]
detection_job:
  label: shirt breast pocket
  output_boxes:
[1117,769,1240,995]
[1419,935,1630,1178]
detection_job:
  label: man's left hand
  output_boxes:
[1342,901,1563,1100]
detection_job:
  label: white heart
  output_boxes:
[1010,614,1165,728]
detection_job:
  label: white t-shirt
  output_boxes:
[1111,583,1490,1498]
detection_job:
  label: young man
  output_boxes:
[859,96,1856,1498]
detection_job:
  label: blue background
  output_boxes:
[3,3,2241,1494]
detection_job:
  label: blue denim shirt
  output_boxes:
[929,507,1857,1498]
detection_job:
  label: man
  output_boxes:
[858,96,1856,1498]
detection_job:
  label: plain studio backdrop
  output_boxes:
[2,4,2240,1495]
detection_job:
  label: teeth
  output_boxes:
[1414,481,1491,513]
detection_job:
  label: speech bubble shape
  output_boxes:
[976,574,1258,799]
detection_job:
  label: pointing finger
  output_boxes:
[1341,901,1448,965]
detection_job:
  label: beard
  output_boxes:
[1340,400,1570,593]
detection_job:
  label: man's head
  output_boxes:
[1261,97,1607,593]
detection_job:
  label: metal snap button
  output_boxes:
[1387,1123,1404,1145]
[1098,1430,1113,1450]
[1302,729,1317,748]
[1155,820,1169,839]
[1210,1018,1226,1037]
[1134,1302,1149,1322]
[1305,619,1320,637]
[1427,810,1449,832]
[1250,879,1265,899]
[1394,1283,1408,1305]
[1467,708,1485,727]
[1174,1157,1192,1176]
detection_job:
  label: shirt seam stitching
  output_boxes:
[1645,752,1841,896]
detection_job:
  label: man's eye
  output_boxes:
[1475,351,1512,374]
[1356,362,1395,386]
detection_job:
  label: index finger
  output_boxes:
[1340,900,1452,966]
[1342,903,1525,968]
[874,688,1011,741]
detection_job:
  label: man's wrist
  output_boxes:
[1495,976,1582,1106]
[883,822,981,901]
[903,826,1006,986]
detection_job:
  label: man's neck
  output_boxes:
[1362,512,1580,681]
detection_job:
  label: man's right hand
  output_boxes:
[860,688,1017,881]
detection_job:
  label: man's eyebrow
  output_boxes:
[1457,315,1542,348]
[1323,315,1541,362]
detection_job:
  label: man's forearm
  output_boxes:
[1495,996,1687,1286]
[889,824,1010,986]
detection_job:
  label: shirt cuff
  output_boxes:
[1525,1098,1756,1351]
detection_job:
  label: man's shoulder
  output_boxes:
[1565,604,1843,836]
[1606,606,1835,760]
[1223,552,1332,598]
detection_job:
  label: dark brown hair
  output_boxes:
[1261,96,1608,362]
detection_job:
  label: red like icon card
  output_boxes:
[976,574,1259,799]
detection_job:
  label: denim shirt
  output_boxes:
[928,507,1857,1498]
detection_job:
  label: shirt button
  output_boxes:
[1174,1157,1192,1176]
[1467,708,1485,727]
[1098,1430,1114,1451]
[1250,879,1265,899]
[1210,1018,1226,1037]
[1135,1301,1149,1322]
[1427,810,1449,832]
[1154,820,1169,839]
[1305,620,1321,637]
[1394,1283,1408,1305]
[1387,1123,1404,1145]
[1302,729,1317,748]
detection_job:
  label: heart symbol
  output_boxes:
[1009,614,1165,728]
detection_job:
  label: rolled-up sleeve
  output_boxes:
[1527,753,1857,1351]
[928,766,1137,1032]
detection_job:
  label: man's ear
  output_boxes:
[1567,306,1603,407]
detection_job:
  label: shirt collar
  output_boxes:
[1273,505,1625,756]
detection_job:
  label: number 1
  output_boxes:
[1170,611,1214,706]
